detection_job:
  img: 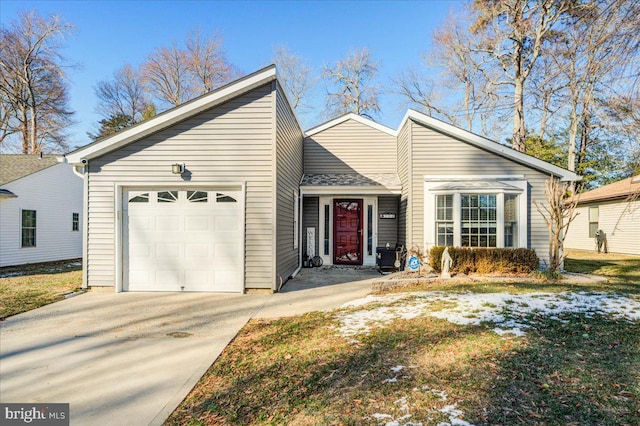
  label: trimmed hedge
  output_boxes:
[429,246,539,274]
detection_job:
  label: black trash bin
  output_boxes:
[376,245,406,273]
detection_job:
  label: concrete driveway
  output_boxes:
[0,267,379,425]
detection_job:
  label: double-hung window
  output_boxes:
[21,210,37,248]
[588,206,599,238]
[436,195,454,246]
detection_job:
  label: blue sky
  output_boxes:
[1,0,463,149]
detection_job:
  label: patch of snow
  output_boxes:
[372,413,393,419]
[391,365,405,373]
[384,376,398,383]
[439,403,474,426]
[336,291,640,337]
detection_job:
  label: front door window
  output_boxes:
[333,199,363,265]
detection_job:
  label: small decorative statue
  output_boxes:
[595,229,608,254]
[441,247,453,278]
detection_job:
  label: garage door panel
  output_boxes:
[214,269,240,292]
[215,242,241,264]
[156,242,180,258]
[126,189,243,292]
[155,270,181,289]
[184,243,211,258]
[156,215,180,231]
[214,215,240,232]
[185,216,210,231]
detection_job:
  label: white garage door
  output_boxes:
[124,188,243,292]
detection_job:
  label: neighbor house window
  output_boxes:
[436,195,454,246]
[589,206,599,238]
[72,213,79,231]
[21,210,36,247]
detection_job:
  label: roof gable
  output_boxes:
[400,110,578,182]
[63,65,278,164]
[304,113,397,137]
[0,154,59,185]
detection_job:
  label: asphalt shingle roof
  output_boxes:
[0,154,59,185]
[577,175,640,204]
[300,173,402,189]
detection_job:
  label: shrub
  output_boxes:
[429,246,539,274]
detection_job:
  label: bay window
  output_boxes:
[426,178,528,249]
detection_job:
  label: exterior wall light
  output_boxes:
[171,163,185,174]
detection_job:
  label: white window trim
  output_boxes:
[424,177,528,251]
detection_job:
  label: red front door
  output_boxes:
[333,199,363,265]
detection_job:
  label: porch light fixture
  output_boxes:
[171,163,185,174]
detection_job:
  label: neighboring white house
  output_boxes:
[62,65,577,293]
[565,175,640,255]
[0,155,83,267]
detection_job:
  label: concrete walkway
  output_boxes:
[0,267,379,425]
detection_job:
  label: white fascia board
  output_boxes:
[304,113,397,137]
[301,186,401,195]
[63,66,277,164]
[401,110,579,182]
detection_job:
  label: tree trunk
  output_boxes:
[513,77,526,152]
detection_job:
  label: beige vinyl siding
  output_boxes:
[304,119,397,174]
[378,196,399,248]
[275,82,304,285]
[302,196,319,258]
[396,120,410,246]
[409,120,551,264]
[86,83,275,289]
[566,200,640,255]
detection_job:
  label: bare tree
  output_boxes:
[185,30,233,95]
[0,10,75,154]
[394,7,496,133]
[534,177,579,273]
[95,64,148,125]
[323,47,380,119]
[471,0,573,152]
[143,41,193,107]
[272,45,314,111]
[554,0,640,174]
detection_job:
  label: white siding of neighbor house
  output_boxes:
[0,163,83,267]
[86,83,276,289]
[275,82,304,286]
[304,119,397,175]
[565,200,640,255]
[408,120,552,265]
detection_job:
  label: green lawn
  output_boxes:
[167,250,640,425]
[0,260,83,320]
[565,249,640,285]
